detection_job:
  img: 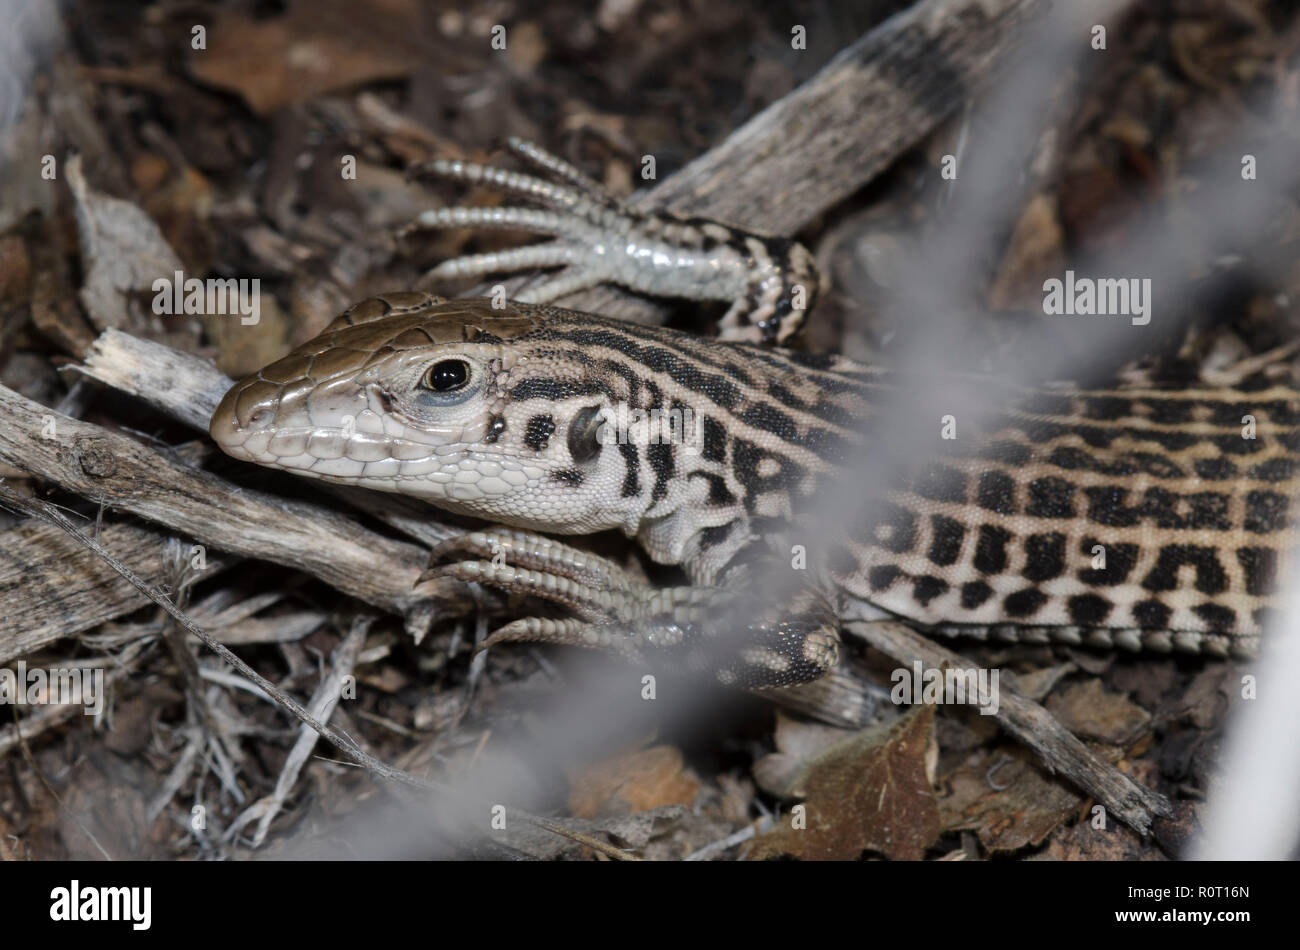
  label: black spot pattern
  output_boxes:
[1236,547,1278,596]
[1132,600,1172,629]
[1145,399,1192,425]
[509,378,612,402]
[1047,446,1186,479]
[740,402,852,462]
[701,416,727,462]
[1248,457,1299,482]
[1194,457,1237,479]
[974,524,1012,574]
[977,441,1032,465]
[1193,603,1235,631]
[1081,486,1231,530]
[869,565,904,591]
[1022,532,1066,582]
[699,523,733,550]
[1026,477,1076,518]
[927,515,965,566]
[1148,489,1231,530]
[551,329,741,410]
[1142,545,1227,594]
[1244,490,1289,533]
[1082,396,1131,420]
[617,442,640,498]
[913,465,967,504]
[646,442,675,502]
[960,580,994,609]
[1003,588,1047,618]
[1014,417,1203,453]
[689,470,737,506]
[445,310,1298,651]
[524,414,556,452]
[1084,486,1138,526]
[731,438,805,514]
[1067,593,1112,625]
[1216,432,1267,456]
[1076,540,1137,586]
[976,471,1017,514]
[868,502,919,555]
[912,575,949,606]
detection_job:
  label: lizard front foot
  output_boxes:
[419,528,839,688]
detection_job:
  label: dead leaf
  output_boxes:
[1043,812,1156,860]
[1151,800,1202,859]
[939,747,1083,852]
[1108,657,1179,711]
[747,705,939,861]
[189,0,430,115]
[1014,661,1076,703]
[206,292,290,378]
[1167,664,1233,730]
[31,270,96,356]
[59,752,157,858]
[142,165,215,275]
[0,235,31,309]
[752,710,855,797]
[67,154,184,332]
[504,21,547,74]
[567,745,699,819]
[1046,678,1152,746]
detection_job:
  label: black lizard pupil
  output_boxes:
[426,360,468,391]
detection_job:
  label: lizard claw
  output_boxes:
[473,616,648,666]
[425,528,637,592]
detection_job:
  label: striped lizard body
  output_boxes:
[211,292,1299,684]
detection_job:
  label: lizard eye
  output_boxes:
[422,359,470,392]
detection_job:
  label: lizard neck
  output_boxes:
[577,329,879,584]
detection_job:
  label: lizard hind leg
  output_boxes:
[719,618,842,690]
[714,579,842,689]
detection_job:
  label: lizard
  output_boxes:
[209,141,1300,690]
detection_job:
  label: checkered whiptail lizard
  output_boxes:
[210,142,1299,688]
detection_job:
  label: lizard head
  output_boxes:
[210,295,660,534]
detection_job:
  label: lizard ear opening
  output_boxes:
[568,405,604,464]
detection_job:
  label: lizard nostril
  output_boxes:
[244,407,274,430]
